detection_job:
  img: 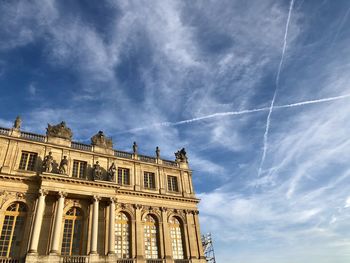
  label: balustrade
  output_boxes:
[139,154,156,163]
[114,150,133,159]
[0,258,23,263]
[71,141,92,151]
[116,259,135,263]
[163,159,178,167]
[20,131,46,142]
[62,256,89,263]
[0,127,10,135]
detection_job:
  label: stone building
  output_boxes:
[0,118,206,263]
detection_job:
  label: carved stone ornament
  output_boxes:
[91,131,113,149]
[46,121,73,140]
[175,148,188,163]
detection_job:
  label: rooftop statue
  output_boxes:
[175,148,188,163]
[133,141,138,154]
[13,116,21,130]
[91,131,113,149]
[46,121,73,140]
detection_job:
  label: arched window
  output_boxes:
[144,214,159,259]
[115,212,130,258]
[169,217,184,259]
[61,207,83,255]
[0,202,27,257]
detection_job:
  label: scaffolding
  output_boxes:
[201,233,216,263]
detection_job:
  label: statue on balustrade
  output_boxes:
[175,148,188,163]
[107,162,116,181]
[46,121,73,140]
[92,161,102,181]
[91,131,113,149]
[42,152,54,173]
[133,141,138,154]
[156,146,160,158]
[59,156,68,174]
[13,116,21,130]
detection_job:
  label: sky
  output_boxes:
[1,0,350,262]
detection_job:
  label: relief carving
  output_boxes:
[91,131,113,149]
[46,121,73,140]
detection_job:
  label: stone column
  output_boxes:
[50,191,66,254]
[134,204,144,262]
[108,198,116,255]
[28,189,47,253]
[185,210,198,259]
[90,195,100,254]
[161,207,172,260]
[193,211,205,259]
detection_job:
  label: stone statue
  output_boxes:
[155,146,160,158]
[59,156,68,174]
[92,161,102,180]
[13,116,21,130]
[107,162,116,181]
[42,152,54,173]
[91,131,113,149]
[46,121,73,140]
[175,148,188,163]
[133,142,138,154]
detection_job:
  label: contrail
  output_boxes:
[122,93,350,133]
[258,0,295,177]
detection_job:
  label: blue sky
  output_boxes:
[1,0,350,262]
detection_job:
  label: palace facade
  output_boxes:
[0,118,206,263]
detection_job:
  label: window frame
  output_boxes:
[143,214,159,259]
[117,167,130,185]
[72,160,87,179]
[18,151,37,171]
[61,207,84,256]
[115,212,130,258]
[169,217,185,259]
[0,202,27,258]
[143,171,156,190]
[167,175,179,192]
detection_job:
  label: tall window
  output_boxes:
[72,160,87,179]
[0,202,27,257]
[167,176,179,192]
[144,214,159,259]
[115,212,130,258]
[169,217,184,259]
[144,172,155,189]
[117,168,130,185]
[18,151,37,171]
[61,207,83,255]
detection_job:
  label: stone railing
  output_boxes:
[20,131,46,142]
[71,141,92,152]
[145,260,164,263]
[0,127,10,135]
[62,256,89,263]
[0,258,23,263]
[139,154,156,163]
[114,150,133,159]
[163,159,178,167]
[174,260,190,263]
[116,259,135,263]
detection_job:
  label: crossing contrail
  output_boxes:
[258,0,295,177]
[122,93,350,133]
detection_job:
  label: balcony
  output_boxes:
[0,258,24,263]
[62,256,89,263]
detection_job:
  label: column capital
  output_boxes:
[160,207,168,212]
[58,191,67,198]
[38,189,49,197]
[109,197,117,204]
[134,204,143,210]
[92,195,101,202]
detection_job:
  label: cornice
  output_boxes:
[40,173,120,190]
[0,173,37,183]
[117,189,200,204]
